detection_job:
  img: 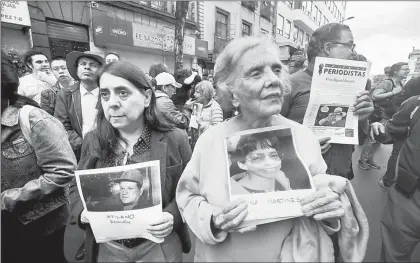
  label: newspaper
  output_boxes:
[224,126,315,224]
[75,161,164,243]
[302,57,371,144]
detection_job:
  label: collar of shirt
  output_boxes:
[203,99,215,108]
[110,124,152,154]
[80,83,99,97]
[155,90,169,98]
[1,106,20,127]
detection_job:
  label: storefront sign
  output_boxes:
[133,23,175,52]
[195,39,208,58]
[92,10,109,48]
[108,18,133,46]
[1,1,31,27]
[183,36,195,56]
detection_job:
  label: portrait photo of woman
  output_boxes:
[227,128,312,196]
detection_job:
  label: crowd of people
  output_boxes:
[1,22,419,263]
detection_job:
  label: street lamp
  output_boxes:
[340,16,355,23]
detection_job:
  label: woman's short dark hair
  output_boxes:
[1,50,39,111]
[307,23,351,62]
[94,61,174,161]
[236,132,282,162]
[389,62,408,77]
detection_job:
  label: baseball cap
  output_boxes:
[155,72,182,88]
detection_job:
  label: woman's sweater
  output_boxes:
[176,115,368,262]
[198,99,223,132]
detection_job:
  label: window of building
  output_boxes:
[242,20,252,36]
[307,1,313,16]
[277,14,284,35]
[261,28,269,35]
[323,15,327,25]
[338,12,342,23]
[298,28,304,45]
[285,0,293,9]
[318,9,322,25]
[301,1,307,12]
[47,20,89,58]
[284,19,291,39]
[305,33,310,46]
[293,25,299,42]
[333,3,337,18]
[216,11,229,39]
[313,5,318,21]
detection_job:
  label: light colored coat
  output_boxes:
[176,115,368,262]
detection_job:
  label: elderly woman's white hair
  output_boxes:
[214,36,291,109]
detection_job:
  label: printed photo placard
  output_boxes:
[224,126,315,222]
[75,161,163,243]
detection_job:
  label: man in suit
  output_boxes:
[54,51,105,160]
[91,169,154,212]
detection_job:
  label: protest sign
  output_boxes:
[224,126,315,223]
[302,57,371,144]
[75,161,163,243]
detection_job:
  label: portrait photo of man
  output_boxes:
[89,169,154,212]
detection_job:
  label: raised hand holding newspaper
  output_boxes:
[303,57,371,145]
[75,161,164,243]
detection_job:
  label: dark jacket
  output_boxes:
[40,82,61,116]
[375,96,420,180]
[1,106,76,237]
[155,90,191,129]
[67,128,192,262]
[54,82,83,160]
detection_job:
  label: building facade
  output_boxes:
[407,47,420,81]
[2,1,209,74]
[197,0,346,72]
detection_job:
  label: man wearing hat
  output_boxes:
[54,51,105,160]
[92,169,154,212]
[155,72,191,129]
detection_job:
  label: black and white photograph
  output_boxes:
[225,126,314,221]
[314,105,349,128]
[75,161,163,243]
[79,166,160,212]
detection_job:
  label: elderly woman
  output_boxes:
[69,61,191,262]
[188,80,223,148]
[176,37,368,262]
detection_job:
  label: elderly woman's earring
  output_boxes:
[232,99,240,116]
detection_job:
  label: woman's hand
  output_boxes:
[370,122,385,141]
[353,91,374,122]
[147,212,174,239]
[319,137,331,155]
[300,187,344,221]
[80,209,89,224]
[211,199,253,233]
